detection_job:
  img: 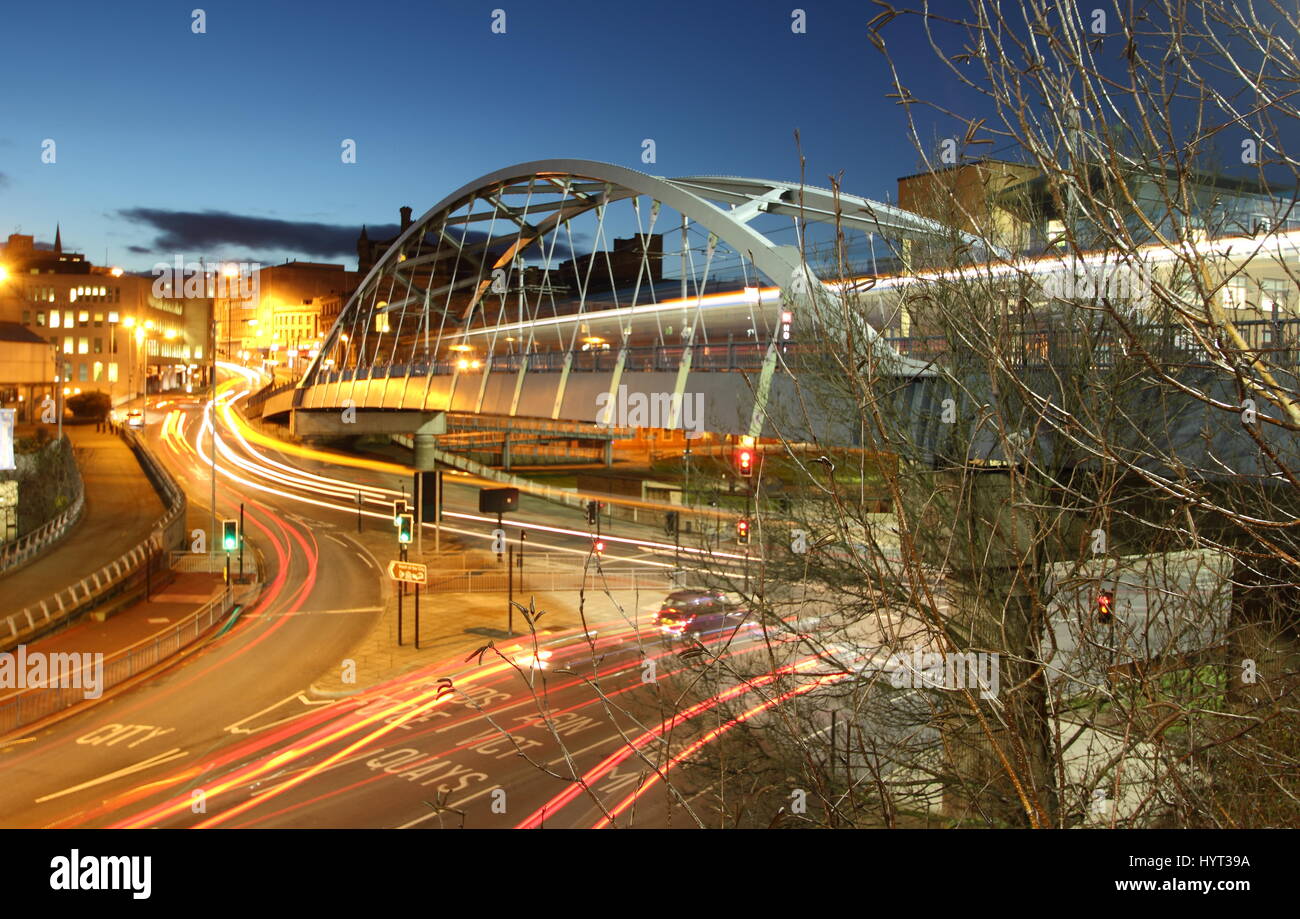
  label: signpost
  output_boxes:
[388,559,427,649]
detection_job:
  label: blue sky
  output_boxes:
[0,0,988,270]
[18,0,1262,273]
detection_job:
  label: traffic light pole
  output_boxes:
[238,502,245,582]
[507,544,514,637]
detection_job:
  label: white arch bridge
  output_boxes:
[259,158,985,468]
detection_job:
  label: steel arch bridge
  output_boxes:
[276,159,987,466]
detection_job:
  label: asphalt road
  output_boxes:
[0,374,800,828]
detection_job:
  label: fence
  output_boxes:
[421,565,675,595]
[1,428,188,649]
[0,589,235,736]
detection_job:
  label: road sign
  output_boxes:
[479,487,519,514]
[387,560,428,585]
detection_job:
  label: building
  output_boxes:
[0,322,53,423]
[217,261,359,377]
[0,230,212,405]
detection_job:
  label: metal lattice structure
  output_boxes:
[296,159,986,435]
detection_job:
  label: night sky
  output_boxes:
[0,1,1048,271]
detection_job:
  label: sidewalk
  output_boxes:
[0,425,164,614]
[308,524,671,696]
[0,572,227,672]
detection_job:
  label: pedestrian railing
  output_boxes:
[422,565,675,594]
[0,439,86,576]
[0,589,235,736]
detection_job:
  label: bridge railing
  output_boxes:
[304,317,1300,389]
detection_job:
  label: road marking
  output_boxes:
[35,747,189,803]
[325,530,376,569]
[225,692,335,736]
[259,605,383,619]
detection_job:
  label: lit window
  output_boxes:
[108,311,119,323]
[108,362,119,383]
[63,338,73,354]
[64,311,73,327]
[79,337,89,354]
[93,362,103,382]
[50,311,61,329]
[79,310,89,324]
[94,313,103,327]
[36,312,45,327]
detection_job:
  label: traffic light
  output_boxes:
[221,518,238,553]
[393,499,407,527]
[585,500,599,525]
[397,513,414,544]
[664,511,679,537]
[736,448,754,478]
[1097,589,1115,624]
[592,537,605,556]
[736,518,751,546]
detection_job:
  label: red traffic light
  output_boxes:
[736,518,750,545]
[593,538,605,556]
[1097,589,1114,623]
[737,449,754,477]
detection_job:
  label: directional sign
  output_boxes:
[387,560,428,585]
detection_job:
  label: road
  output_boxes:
[0,369,824,828]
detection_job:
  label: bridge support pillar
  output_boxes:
[502,435,511,471]
[604,440,613,467]
[413,433,438,471]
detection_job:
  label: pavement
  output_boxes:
[306,522,670,696]
[0,424,164,613]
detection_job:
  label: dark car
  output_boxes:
[654,588,746,637]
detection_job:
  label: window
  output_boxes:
[94,338,103,354]
[78,337,89,355]
[64,311,73,327]
[79,310,89,325]
[94,313,103,327]
[1223,276,1251,310]
[78,363,88,382]
[63,338,73,354]
[107,362,119,383]
[108,311,119,324]
[1261,278,1292,318]
[50,311,61,329]
[22,311,30,325]
[36,312,45,327]
[93,362,103,382]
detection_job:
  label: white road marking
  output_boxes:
[225,692,335,736]
[35,747,189,803]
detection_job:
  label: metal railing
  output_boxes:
[1,428,188,649]
[421,565,674,594]
[0,472,85,575]
[0,589,234,736]
[307,316,1300,388]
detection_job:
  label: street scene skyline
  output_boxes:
[0,1,1291,900]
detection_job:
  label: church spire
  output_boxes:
[53,223,62,255]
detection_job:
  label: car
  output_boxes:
[126,409,144,428]
[654,588,747,637]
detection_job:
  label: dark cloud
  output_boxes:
[118,207,389,259]
[117,207,578,264]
